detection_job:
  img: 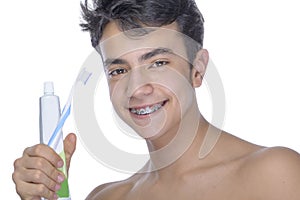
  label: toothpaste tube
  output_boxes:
[39,81,71,200]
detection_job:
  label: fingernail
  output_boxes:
[70,134,76,143]
[53,193,58,199]
[55,184,61,191]
[57,160,64,168]
[57,174,64,183]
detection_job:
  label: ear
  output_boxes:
[191,49,209,88]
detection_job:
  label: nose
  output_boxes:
[126,67,154,98]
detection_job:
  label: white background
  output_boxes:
[1,0,299,199]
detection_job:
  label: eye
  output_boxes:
[108,68,128,77]
[150,60,169,68]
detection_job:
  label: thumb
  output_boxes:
[63,133,77,174]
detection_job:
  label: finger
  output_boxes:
[15,180,58,200]
[16,167,62,192]
[63,133,77,172]
[13,168,58,200]
[23,144,63,168]
[17,156,65,185]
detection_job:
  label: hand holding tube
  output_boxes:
[12,133,76,200]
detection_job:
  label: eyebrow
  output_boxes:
[138,48,174,62]
[103,58,128,69]
[103,48,174,69]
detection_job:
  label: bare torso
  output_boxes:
[86,131,295,200]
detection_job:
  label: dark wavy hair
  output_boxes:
[80,0,205,61]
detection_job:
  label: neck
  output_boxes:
[144,100,210,176]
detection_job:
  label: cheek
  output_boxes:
[107,73,130,97]
[173,84,193,109]
[178,64,192,82]
[108,79,129,117]
[108,83,115,99]
[148,67,194,115]
[108,79,123,100]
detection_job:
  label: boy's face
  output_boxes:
[99,21,207,140]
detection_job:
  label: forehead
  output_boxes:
[99,22,193,61]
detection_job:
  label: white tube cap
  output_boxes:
[44,81,54,95]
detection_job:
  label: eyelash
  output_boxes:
[107,60,169,77]
[108,68,127,77]
[150,60,169,68]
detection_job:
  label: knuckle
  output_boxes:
[12,171,19,183]
[15,184,22,195]
[48,179,57,191]
[35,157,45,169]
[14,183,27,197]
[33,170,44,181]
[37,184,54,199]
[25,144,44,156]
[13,158,22,169]
[33,144,43,155]
[36,184,47,195]
[49,165,59,176]
[23,146,32,155]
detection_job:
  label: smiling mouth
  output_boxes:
[129,100,168,116]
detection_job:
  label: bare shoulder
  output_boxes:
[219,133,300,198]
[85,181,129,200]
[254,146,300,163]
[85,174,140,200]
[243,146,300,174]
[239,146,300,198]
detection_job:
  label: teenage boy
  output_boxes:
[13,0,300,199]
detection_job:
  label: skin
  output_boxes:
[12,133,76,200]
[12,21,300,200]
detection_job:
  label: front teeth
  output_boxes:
[131,103,163,115]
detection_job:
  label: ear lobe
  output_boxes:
[192,49,209,88]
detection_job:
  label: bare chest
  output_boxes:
[123,170,254,200]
